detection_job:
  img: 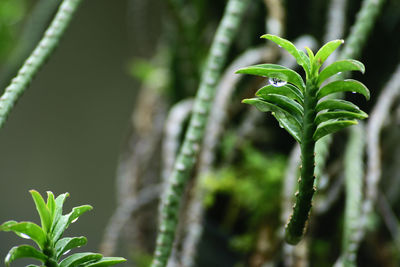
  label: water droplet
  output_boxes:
[71,218,78,223]
[278,45,282,48]
[63,250,71,256]
[279,123,284,128]
[19,233,31,239]
[352,91,356,94]
[269,77,287,87]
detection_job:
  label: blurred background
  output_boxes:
[0,0,400,266]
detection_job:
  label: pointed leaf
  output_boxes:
[83,257,127,267]
[0,220,18,230]
[55,236,87,259]
[298,50,311,75]
[1,222,47,249]
[236,63,305,92]
[314,39,344,67]
[51,192,69,232]
[256,84,304,104]
[30,190,51,233]
[261,34,310,74]
[46,192,56,221]
[316,99,364,113]
[315,111,368,125]
[317,79,370,100]
[243,98,302,142]
[313,120,357,141]
[259,94,304,119]
[305,47,314,62]
[59,252,102,267]
[5,245,47,267]
[52,205,93,241]
[318,59,365,85]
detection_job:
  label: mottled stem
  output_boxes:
[151,0,249,266]
[285,78,318,245]
[0,0,82,129]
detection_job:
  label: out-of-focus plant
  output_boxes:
[0,190,126,267]
[203,140,286,253]
[237,34,369,245]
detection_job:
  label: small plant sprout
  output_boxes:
[0,190,126,267]
[236,34,369,245]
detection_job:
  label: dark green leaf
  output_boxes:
[317,79,370,100]
[313,120,357,141]
[256,84,303,104]
[2,222,47,250]
[318,59,365,85]
[298,50,311,75]
[314,39,343,67]
[55,236,87,259]
[261,34,310,75]
[316,99,363,113]
[52,205,93,241]
[236,64,305,92]
[242,98,302,142]
[5,245,47,267]
[59,253,102,267]
[315,111,368,125]
[46,192,56,221]
[82,257,127,267]
[30,190,51,233]
[259,94,304,119]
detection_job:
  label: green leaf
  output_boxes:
[305,47,314,62]
[259,94,304,119]
[46,192,56,221]
[298,50,311,76]
[82,257,127,267]
[5,245,47,267]
[55,236,88,259]
[314,39,344,67]
[1,222,47,250]
[261,34,310,75]
[316,99,364,113]
[59,253,102,267]
[315,111,368,125]
[256,84,304,105]
[242,98,302,142]
[236,64,305,92]
[317,79,370,100]
[30,190,51,233]
[0,220,18,230]
[51,192,69,232]
[318,59,365,86]
[313,120,358,141]
[52,205,93,241]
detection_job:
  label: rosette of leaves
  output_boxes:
[0,190,126,267]
[236,34,369,245]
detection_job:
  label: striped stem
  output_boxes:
[151,1,249,266]
[0,0,82,129]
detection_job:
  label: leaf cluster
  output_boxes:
[237,34,369,142]
[0,190,126,267]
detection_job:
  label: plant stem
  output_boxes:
[0,0,82,129]
[285,78,318,245]
[151,0,249,266]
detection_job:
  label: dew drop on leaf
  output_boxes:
[19,233,31,239]
[71,218,78,223]
[269,77,287,87]
[63,249,71,256]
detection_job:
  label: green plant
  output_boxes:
[237,34,369,245]
[0,190,126,267]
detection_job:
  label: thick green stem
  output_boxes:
[285,78,318,245]
[151,1,249,266]
[0,0,82,129]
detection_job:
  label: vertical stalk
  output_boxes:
[285,78,318,245]
[0,0,82,129]
[151,1,249,266]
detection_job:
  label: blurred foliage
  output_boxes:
[0,0,27,62]
[203,134,286,254]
